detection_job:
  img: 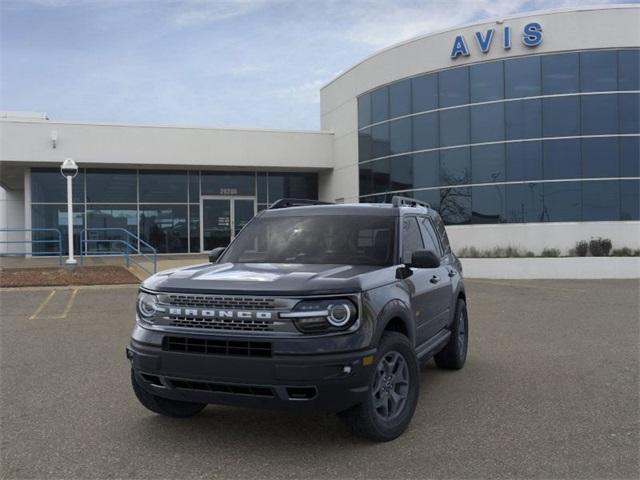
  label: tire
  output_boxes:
[131,370,206,418]
[434,298,468,370]
[339,332,420,442]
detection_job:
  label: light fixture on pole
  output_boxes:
[60,158,78,265]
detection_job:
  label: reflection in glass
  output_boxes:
[439,108,469,147]
[470,103,504,143]
[619,93,640,134]
[389,79,411,118]
[139,170,187,203]
[372,159,390,193]
[257,172,267,203]
[440,187,471,225]
[472,185,505,224]
[371,123,390,159]
[140,205,189,253]
[439,67,469,108]
[580,50,617,92]
[505,99,542,140]
[412,74,438,113]
[542,53,579,95]
[543,96,580,137]
[620,180,640,220]
[371,87,389,123]
[358,94,372,128]
[201,171,254,196]
[505,56,541,98]
[189,171,200,203]
[31,204,84,255]
[412,152,440,189]
[359,128,373,162]
[506,142,543,182]
[31,169,85,203]
[267,173,317,202]
[189,204,200,252]
[582,137,619,178]
[86,169,136,203]
[470,61,504,102]
[359,163,373,196]
[390,155,413,191]
[412,112,438,151]
[543,139,581,180]
[389,117,412,155]
[583,180,619,221]
[86,204,138,254]
[440,148,470,186]
[620,137,640,177]
[581,94,618,135]
[472,144,505,184]
[414,189,440,211]
[618,49,640,91]
[543,182,581,222]
[234,200,255,236]
[506,183,543,223]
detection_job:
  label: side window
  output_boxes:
[419,217,442,256]
[402,217,424,263]
[433,215,452,254]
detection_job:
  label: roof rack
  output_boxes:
[269,198,334,209]
[391,195,431,209]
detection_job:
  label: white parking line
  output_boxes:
[29,288,79,320]
[29,290,56,320]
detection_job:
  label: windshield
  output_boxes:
[220,215,396,266]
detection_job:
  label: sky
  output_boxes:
[0,0,633,130]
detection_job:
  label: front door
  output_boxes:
[200,197,256,251]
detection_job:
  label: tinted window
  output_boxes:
[620,137,640,177]
[202,172,254,196]
[505,56,541,98]
[619,93,640,134]
[618,50,640,91]
[372,158,390,193]
[86,204,138,253]
[419,217,441,255]
[439,67,469,108]
[581,50,617,92]
[472,184,505,224]
[371,123,390,158]
[440,148,470,186]
[506,183,543,223]
[189,171,200,203]
[542,96,580,137]
[583,180,619,221]
[471,103,504,143]
[31,168,84,203]
[542,53,579,95]
[470,61,504,102]
[412,112,439,151]
[31,204,84,255]
[359,128,373,162]
[256,172,267,203]
[139,205,188,253]
[189,204,200,252]
[390,155,413,191]
[439,107,469,147]
[543,139,581,180]
[389,117,411,155]
[402,217,424,263]
[412,74,438,113]
[582,137,619,178]
[432,214,451,252]
[472,144,505,183]
[543,182,581,222]
[267,173,317,202]
[371,87,389,123]
[506,142,543,181]
[86,169,136,203]
[620,180,640,220]
[359,163,373,196]
[389,79,411,118]
[505,98,542,140]
[139,170,187,203]
[581,94,618,135]
[415,189,441,213]
[440,187,471,225]
[412,152,440,189]
[358,94,372,128]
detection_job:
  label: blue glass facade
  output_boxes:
[358,49,640,224]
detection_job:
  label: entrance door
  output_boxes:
[200,197,256,251]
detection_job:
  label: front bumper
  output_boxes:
[128,335,376,413]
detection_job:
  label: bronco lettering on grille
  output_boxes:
[168,308,273,320]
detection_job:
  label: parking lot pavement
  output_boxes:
[1,280,638,479]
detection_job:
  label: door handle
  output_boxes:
[430,275,440,284]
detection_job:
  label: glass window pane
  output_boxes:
[201,171,254,196]
[582,137,619,178]
[620,180,640,220]
[418,217,441,255]
[543,181,581,222]
[389,117,411,155]
[472,185,505,224]
[440,148,470,186]
[139,205,188,253]
[542,96,580,137]
[505,98,542,140]
[189,171,200,203]
[543,139,581,180]
[372,158,390,194]
[389,79,411,118]
[439,67,469,108]
[470,61,504,102]
[619,93,640,134]
[267,173,317,202]
[506,141,543,181]
[582,180,619,221]
[412,152,440,189]
[256,172,267,203]
[86,169,136,203]
[619,49,640,91]
[371,123,390,159]
[440,187,471,225]
[412,112,438,151]
[412,74,438,113]
[470,103,504,143]
[31,168,84,203]
[358,94,372,128]
[581,50,617,92]
[31,204,84,255]
[86,205,137,254]
[390,155,413,191]
[472,144,505,183]
[581,94,618,135]
[414,189,440,211]
[359,128,373,162]
[139,170,187,203]
[189,204,200,252]
[371,87,389,123]
[542,53,579,95]
[620,137,640,177]
[359,163,373,196]
[439,107,469,147]
[506,183,543,223]
[505,56,541,98]
[401,217,424,263]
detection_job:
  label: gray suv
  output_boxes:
[127,196,468,441]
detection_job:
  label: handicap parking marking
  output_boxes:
[29,288,79,320]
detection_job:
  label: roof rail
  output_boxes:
[269,198,334,209]
[391,195,431,209]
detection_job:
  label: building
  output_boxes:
[1,5,639,257]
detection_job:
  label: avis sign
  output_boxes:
[450,22,543,59]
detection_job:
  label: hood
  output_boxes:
[142,262,397,296]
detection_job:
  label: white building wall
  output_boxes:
[0,186,26,254]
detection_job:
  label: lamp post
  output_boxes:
[60,158,78,265]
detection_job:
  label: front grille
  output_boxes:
[168,316,274,332]
[163,336,272,357]
[164,294,277,310]
[167,378,274,397]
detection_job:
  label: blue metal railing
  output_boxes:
[79,228,157,275]
[0,228,64,265]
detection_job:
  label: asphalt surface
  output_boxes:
[1,279,639,479]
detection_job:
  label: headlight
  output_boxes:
[137,291,158,322]
[281,298,357,333]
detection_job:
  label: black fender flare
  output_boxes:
[372,298,415,347]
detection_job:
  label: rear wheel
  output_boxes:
[131,370,206,417]
[434,298,468,370]
[339,332,419,442]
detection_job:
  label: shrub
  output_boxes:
[574,241,589,257]
[541,248,561,257]
[589,237,612,257]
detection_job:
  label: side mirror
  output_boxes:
[208,247,226,263]
[407,249,440,269]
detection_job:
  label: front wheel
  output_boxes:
[339,332,419,442]
[434,298,468,370]
[131,370,206,417]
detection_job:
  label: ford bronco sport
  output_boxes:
[128,196,468,441]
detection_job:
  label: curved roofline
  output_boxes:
[320,3,639,91]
